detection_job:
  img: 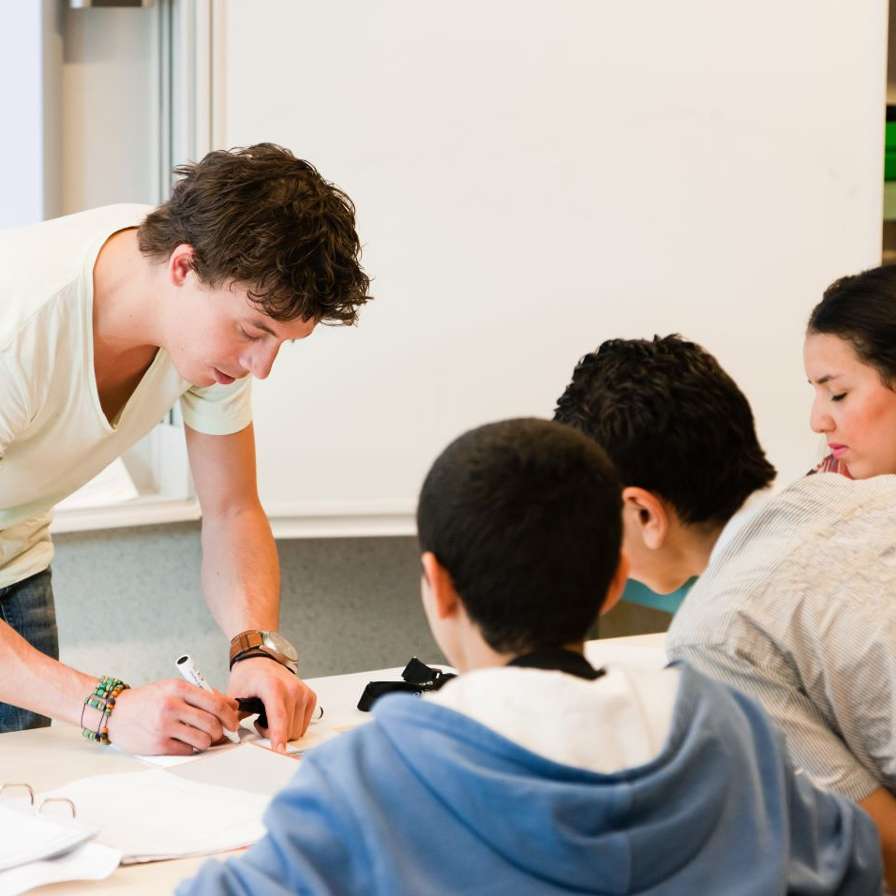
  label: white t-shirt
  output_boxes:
[0,205,252,588]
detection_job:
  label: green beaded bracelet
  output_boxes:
[80,676,130,745]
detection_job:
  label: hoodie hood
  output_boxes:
[371,664,864,894]
[424,665,678,775]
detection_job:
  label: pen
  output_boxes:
[175,654,241,745]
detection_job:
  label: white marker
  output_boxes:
[176,654,241,744]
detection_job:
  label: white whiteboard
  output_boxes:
[215,1,886,535]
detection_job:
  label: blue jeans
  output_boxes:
[0,568,58,732]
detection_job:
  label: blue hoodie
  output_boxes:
[178,664,881,895]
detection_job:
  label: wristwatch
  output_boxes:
[229,630,299,675]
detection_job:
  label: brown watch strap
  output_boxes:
[230,630,265,664]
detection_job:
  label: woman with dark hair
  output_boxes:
[805,265,896,479]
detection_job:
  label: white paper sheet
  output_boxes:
[253,721,348,754]
[0,841,120,896]
[0,805,97,872]
[135,719,351,766]
[45,770,271,864]
[133,725,256,768]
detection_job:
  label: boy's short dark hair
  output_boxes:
[417,418,622,655]
[138,143,371,325]
[553,335,776,527]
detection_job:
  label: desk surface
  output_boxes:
[1,633,666,895]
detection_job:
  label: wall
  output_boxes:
[62,3,160,214]
[0,0,62,226]
[53,524,667,687]
[53,525,438,685]
[222,0,887,534]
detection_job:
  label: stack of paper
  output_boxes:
[45,769,272,864]
[0,804,97,871]
[0,803,120,894]
[0,841,120,896]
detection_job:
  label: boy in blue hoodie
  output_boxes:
[178,418,881,895]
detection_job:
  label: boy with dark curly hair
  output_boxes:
[555,333,896,886]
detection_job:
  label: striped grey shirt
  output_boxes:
[667,472,896,802]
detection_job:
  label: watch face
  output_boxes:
[265,632,298,662]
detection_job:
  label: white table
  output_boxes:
[0,633,666,894]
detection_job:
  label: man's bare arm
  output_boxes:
[185,423,316,748]
[0,616,95,725]
[185,423,280,636]
[0,614,238,753]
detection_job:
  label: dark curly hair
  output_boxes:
[808,265,896,385]
[553,335,776,527]
[138,143,371,325]
[417,418,623,654]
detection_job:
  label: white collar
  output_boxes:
[426,664,680,774]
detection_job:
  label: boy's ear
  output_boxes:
[598,551,630,616]
[168,244,196,287]
[421,552,460,620]
[622,486,670,551]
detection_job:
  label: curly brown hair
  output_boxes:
[138,144,371,325]
[554,335,776,526]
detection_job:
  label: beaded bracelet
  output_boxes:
[80,676,130,745]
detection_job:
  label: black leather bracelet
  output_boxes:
[229,648,297,674]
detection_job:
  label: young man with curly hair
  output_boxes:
[0,144,370,754]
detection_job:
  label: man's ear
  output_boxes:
[420,552,460,621]
[598,551,630,616]
[167,243,196,287]
[622,486,669,551]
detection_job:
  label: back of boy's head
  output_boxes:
[553,335,776,527]
[416,418,622,655]
[138,143,371,325]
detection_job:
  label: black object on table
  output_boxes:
[357,657,456,712]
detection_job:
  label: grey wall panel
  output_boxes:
[52,526,442,691]
[52,526,667,691]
